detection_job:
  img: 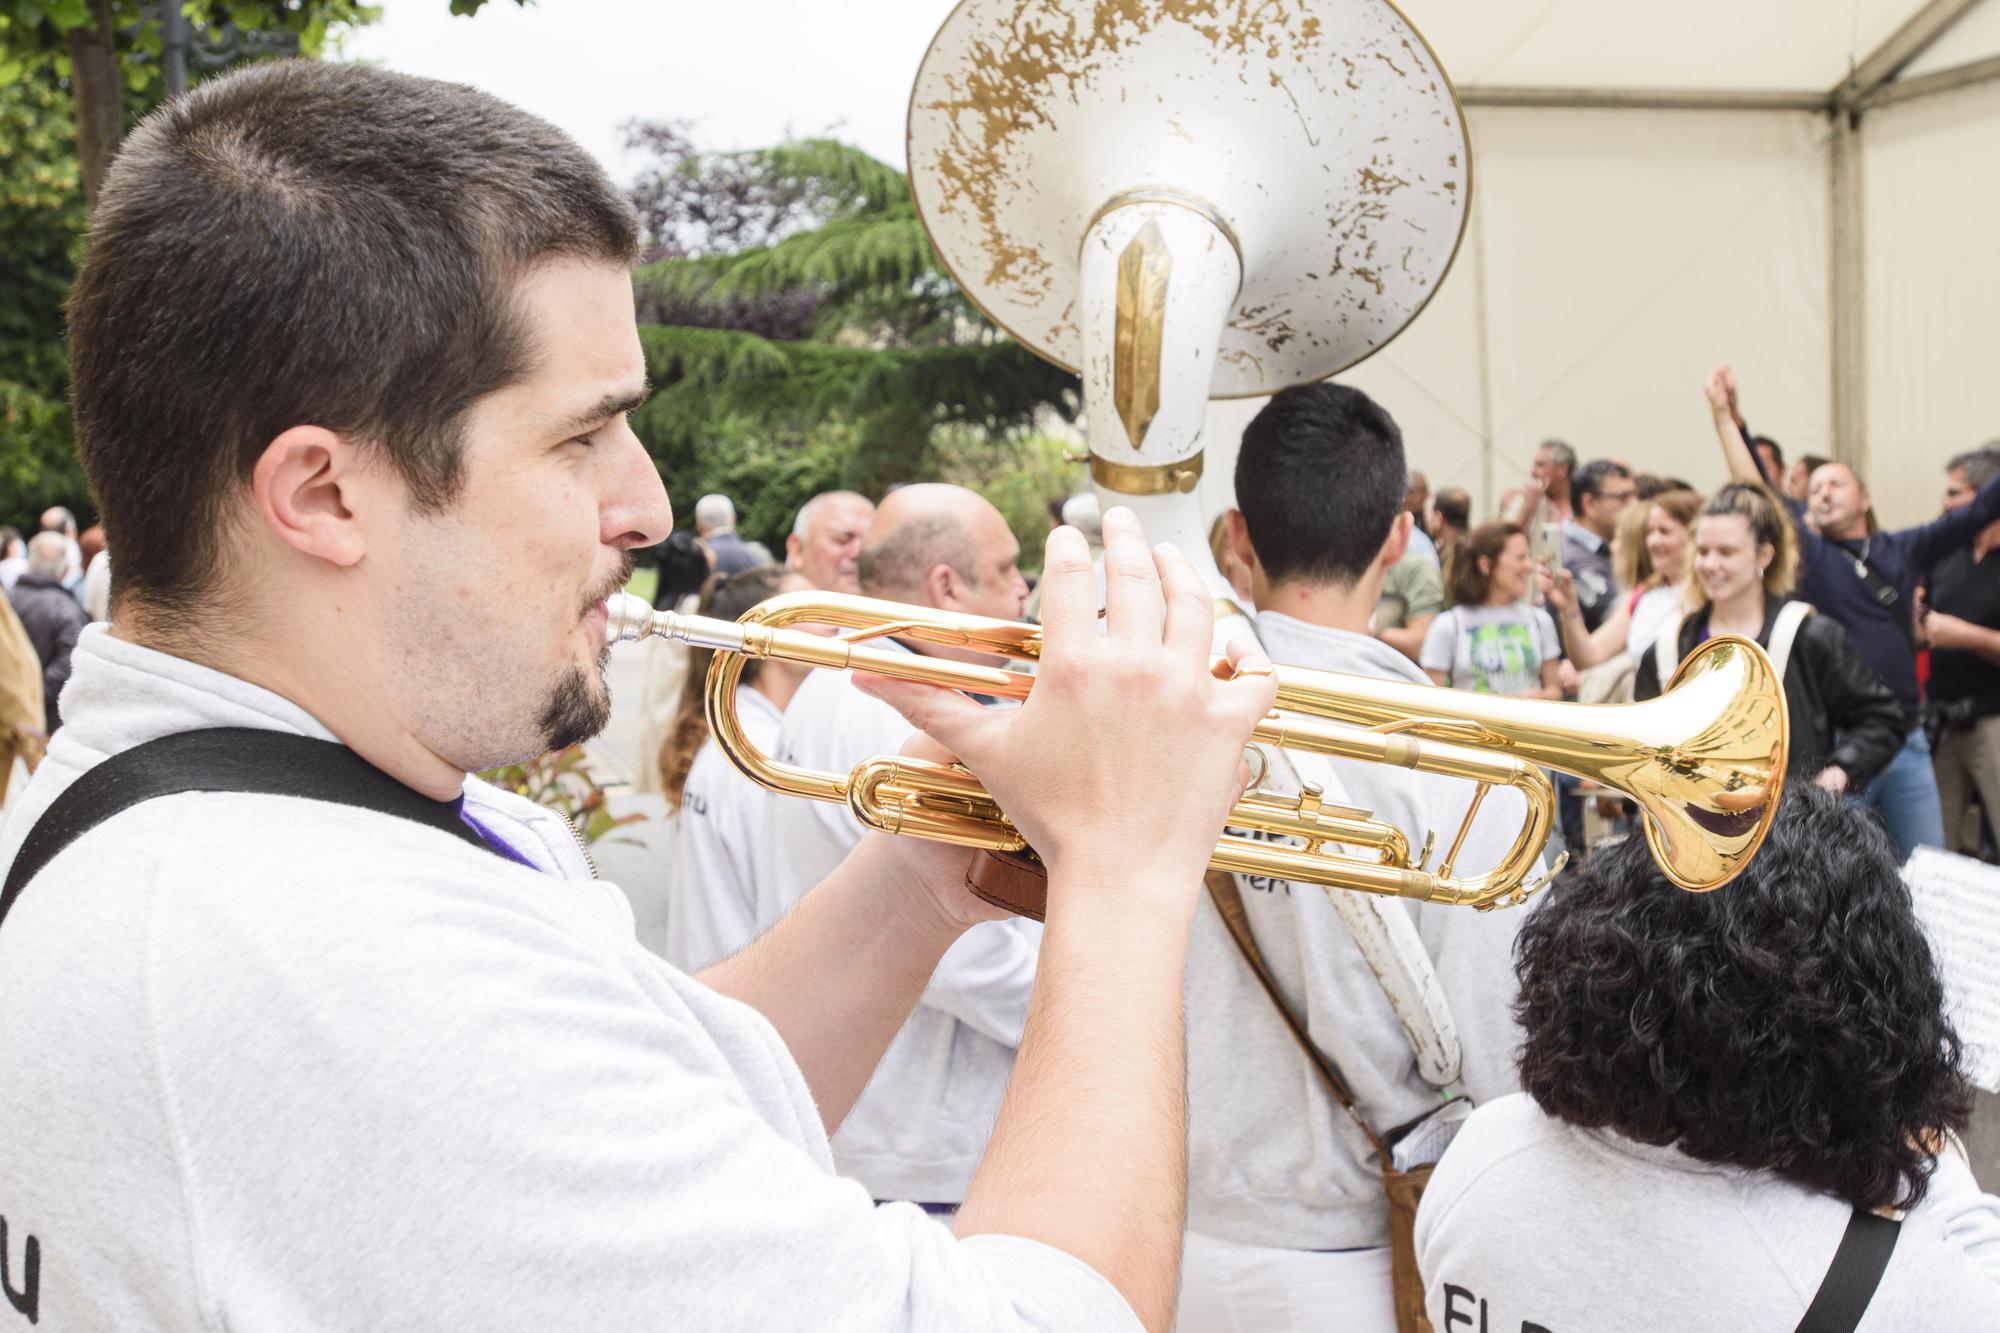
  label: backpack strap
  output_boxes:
[1794,1208,1901,1333]
[1765,600,1815,682]
[1652,612,1684,688]
[0,727,494,933]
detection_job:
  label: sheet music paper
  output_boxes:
[1905,847,2000,1093]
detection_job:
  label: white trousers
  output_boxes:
[1175,1230,1398,1333]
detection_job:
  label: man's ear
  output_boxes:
[1224,508,1257,575]
[250,425,371,569]
[784,532,805,569]
[925,561,961,610]
[1380,510,1413,570]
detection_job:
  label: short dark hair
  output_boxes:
[1235,383,1406,587]
[1515,786,1972,1212]
[1572,459,1632,505]
[68,60,639,619]
[1751,434,1784,469]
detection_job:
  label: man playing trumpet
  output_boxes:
[0,61,1276,1331]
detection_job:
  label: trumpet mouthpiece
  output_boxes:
[603,592,657,645]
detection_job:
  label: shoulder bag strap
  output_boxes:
[1847,548,1918,653]
[1794,1208,1901,1333]
[1205,869,1393,1168]
[1272,744,1462,1088]
[1652,613,1684,688]
[0,727,493,933]
[1765,601,1815,682]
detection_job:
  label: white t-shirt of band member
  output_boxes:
[1417,1093,2000,1331]
[763,642,1042,1205]
[666,684,781,972]
[0,628,1138,1331]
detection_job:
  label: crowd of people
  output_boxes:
[0,506,112,802]
[1,58,1996,1333]
[1351,383,2000,866]
[627,369,2000,1329]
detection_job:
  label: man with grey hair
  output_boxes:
[37,505,84,584]
[1925,443,2000,858]
[1500,440,1576,540]
[6,532,89,733]
[692,492,767,575]
[784,489,874,594]
[763,483,1038,1211]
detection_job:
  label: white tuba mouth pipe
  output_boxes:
[1078,192,1244,604]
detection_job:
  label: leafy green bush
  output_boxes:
[479,745,644,847]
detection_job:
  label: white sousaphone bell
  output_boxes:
[906,0,1471,605]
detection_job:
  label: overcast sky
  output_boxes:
[341,0,955,187]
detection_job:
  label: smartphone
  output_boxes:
[1534,522,1562,605]
[1536,521,1563,568]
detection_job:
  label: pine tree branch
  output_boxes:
[634,211,935,325]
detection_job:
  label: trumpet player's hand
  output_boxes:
[859,506,1278,916]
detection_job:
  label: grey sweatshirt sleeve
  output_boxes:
[146,837,1135,1333]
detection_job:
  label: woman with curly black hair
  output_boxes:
[1415,788,2000,1329]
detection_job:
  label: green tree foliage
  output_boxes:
[0,71,88,527]
[0,0,523,525]
[626,126,1083,560]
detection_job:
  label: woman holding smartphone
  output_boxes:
[1543,489,1703,668]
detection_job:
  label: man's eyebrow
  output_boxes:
[551,383,652,437]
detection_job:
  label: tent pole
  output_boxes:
[1460,86,1827,112]
[1829,110,1868,478]
[1834,0,1987,108]
[1470,186,1497,518]
[1857,53,2000,109]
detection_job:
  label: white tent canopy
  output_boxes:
[1196,0,2000,531]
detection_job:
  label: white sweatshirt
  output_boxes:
[765,657,1041,1203]
[665,684,781,971]
[0,629,1138,1332]
[1417,1093,2000,1331]
[1184,613,1536,1251]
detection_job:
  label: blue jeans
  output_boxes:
[1855,726,1946,862]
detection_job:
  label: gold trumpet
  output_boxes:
[608,591,1788,909]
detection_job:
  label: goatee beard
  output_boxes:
[538,649,612,752]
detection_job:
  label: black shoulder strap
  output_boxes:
[1795,1207,1901,1333]
[1844,546,1918,653]
[0,727,492,933]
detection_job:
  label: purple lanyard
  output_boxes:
[458,805,543,872]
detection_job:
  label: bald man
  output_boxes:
[760,484,1035,1211]
[785,490,874,594]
